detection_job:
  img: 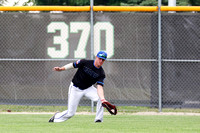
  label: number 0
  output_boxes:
[94,22,114,58]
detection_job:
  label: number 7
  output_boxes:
[70,22,90,59]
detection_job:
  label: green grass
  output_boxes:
[0,114,200,133]
[1,105,200,113]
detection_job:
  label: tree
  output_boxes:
[34,0,200,6]
[120,0,142,6]
[0,0,35,6]
[0,0,8,6]
[35,0,128,6]
[35,0,90,6]
[139,0,158,6]
[189,0,200,6]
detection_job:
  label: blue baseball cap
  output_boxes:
[97,51,107,60]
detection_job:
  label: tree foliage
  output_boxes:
[1,0,199,6]
[0,0,8,6]
[34,0,199,6]
[189,0,200,6]
[139,0,158,6]
[0,0,35,6]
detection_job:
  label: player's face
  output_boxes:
[95,57,105,68]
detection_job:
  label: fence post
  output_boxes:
[168,0,176,13]
[158,0,162,112]
[90,0,94,113]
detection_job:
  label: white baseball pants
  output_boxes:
[53,82,104,123]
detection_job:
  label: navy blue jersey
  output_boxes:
[72,59,105,90]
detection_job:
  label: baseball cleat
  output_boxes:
[95,120,102,123]
[49,112,58,122]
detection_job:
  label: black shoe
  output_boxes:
[49,112,58,122]
[95,120,102,123]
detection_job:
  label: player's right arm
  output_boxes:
[53,63,74,71]
[53,59,85,71]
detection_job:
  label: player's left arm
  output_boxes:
[97,70,106,102]
[97,84,117,115]
[97,85,107,102]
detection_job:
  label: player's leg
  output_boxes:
[54,83,84,122]
[84,86,104,122]
[95,99,104,122]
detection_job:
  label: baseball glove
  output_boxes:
[102,101,117,115]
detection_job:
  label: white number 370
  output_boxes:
[47,22,114,59]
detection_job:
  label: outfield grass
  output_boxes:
[1,105,200,113]
[1,105,200,133]
[0,114,200,133]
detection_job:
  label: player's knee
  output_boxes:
[92,98,100,102]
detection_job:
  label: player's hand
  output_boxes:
[102,101,117,115]
[53,67,62,71]
[101,99,107,103]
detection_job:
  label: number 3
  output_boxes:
[47,22,69,58]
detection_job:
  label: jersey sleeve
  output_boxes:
[73,59,86,68]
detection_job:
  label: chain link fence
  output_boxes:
[160,13,200,108]
[0,12,199,109]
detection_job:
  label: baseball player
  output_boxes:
[49,51,108,123]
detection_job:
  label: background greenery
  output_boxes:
[34,0,200,6]
[1,0,200,6]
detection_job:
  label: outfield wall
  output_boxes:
[0,6,199,109]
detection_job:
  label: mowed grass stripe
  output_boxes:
[0,114,200,133]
